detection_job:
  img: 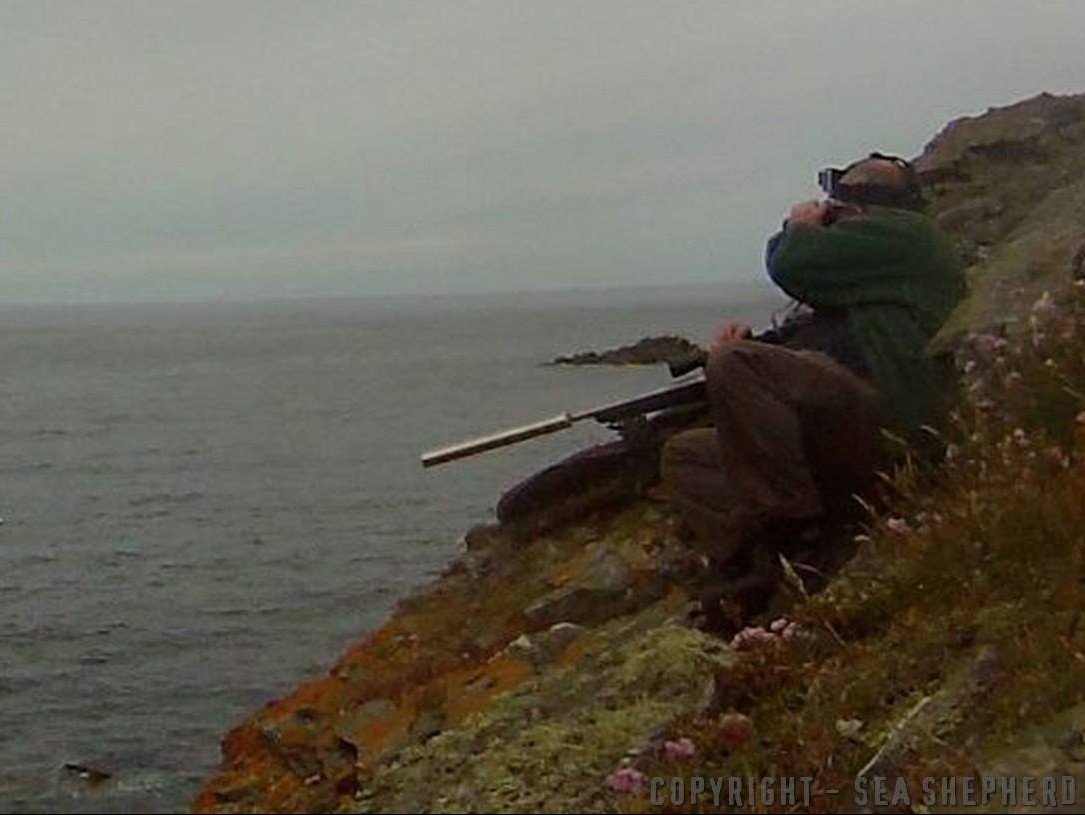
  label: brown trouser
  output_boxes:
[660,340,881,563]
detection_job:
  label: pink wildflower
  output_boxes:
[663,736,698,761]
[731,619,804,650]
[886,517,911,535]
[606,767,645,793]
[971,333,1008,356]
[730,626,776,650]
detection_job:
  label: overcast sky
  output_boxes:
[1,1,1083,303]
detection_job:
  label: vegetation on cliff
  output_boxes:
[194,92,1085,814]
[614,282,1085,812]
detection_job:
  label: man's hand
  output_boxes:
[709,320,753,352]
[787,199,829,227]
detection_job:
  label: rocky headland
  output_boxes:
[546,335,703,367]
[193,92,1085,813]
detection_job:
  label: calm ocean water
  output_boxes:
[0,284,778,813]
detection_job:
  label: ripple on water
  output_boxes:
[127,491,204,507]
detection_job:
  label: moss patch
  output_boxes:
[349,606,733,814]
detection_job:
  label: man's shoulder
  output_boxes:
[859,205,935,230]
[859,206,958,257]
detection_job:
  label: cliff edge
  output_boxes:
[194,92,1085,813]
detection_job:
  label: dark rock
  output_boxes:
[523,584,632,629]
[548,335,702,367]
[62,762,111,785]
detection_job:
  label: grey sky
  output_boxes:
[2,1,1083,303]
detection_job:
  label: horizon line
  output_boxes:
[0,278,780,309]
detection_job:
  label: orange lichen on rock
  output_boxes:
[194,503,679,813]
[441,655,535,724]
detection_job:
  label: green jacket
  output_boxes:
[765,206,965,434]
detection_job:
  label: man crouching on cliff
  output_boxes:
[660,154,965,615]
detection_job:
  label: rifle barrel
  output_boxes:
[421,413,574,468]
[572,378,705,424]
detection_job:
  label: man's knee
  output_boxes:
[661,427,719,478]
[660,427,737,513]
[704,340,800,405]
[704,339,763,385]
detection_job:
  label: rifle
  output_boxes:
[420,350,710,468]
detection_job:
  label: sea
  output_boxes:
[0,284,779,813]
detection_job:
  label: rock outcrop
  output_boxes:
[547,335,702,367]
[917,92,1085,343]
[193,91,1085,814]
